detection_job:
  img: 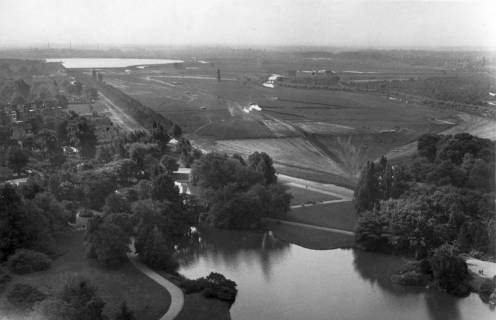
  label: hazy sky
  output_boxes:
[0,0,494,48]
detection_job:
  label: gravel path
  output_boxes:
[128,241,184,320]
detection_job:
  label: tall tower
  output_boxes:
[217,69,221,82]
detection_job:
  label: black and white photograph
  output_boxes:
[0,0,495,319]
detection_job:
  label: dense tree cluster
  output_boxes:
[191,152,291,229]
[0,183,69,261]
[354,133,495,296]
[180,272,238,303]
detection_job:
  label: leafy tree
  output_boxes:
[247,152,277,185]
[103,193,131,215]
[0,125,12,146]
[160,155,179,175]
[128,143,159,171]
[168,123,182,139]
[105,212,134,236]
[417,134,441,162]
[248,183,292,219]
[85,219,129,267]
[114,301,136,320]
[7,148,29,174]
[191,152,262,192]
[151,121,171,149]
[13,79,30,100]
[429,244,470,296]
[140,227,178,272]
[354,161,381,213]
[60,275,106,320]
[209,187,262,229]
[96,145,114,164]
[355,209,389,251]
[67,116,97,159]
[0,185,51,260]
[151,173,180,203]
[467,159,494,192]
[81,171,118,210]
[29,114,44,134]
[136,179,153,200]
[55,94,68,108]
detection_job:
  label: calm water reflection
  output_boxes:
[177,227,494,320]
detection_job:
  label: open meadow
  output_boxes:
[97,53,481,186]
[0,231,170,320]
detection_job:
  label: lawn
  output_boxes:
[212,137,346,177]
[287,201,356,232]
[0,231,170,320]
[175,293,231,320]
[288,185,339,205]
[271,223,354,250]
[155,271,231,320]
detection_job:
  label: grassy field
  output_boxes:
[175,293,231,320]
[98,55,460,187]
[0,231,170,320]
[288,185,339,205]
[287,201,356,232]
[211,137,346,177]
[271,223,354,250]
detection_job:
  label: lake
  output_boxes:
[46,58,183,69]
[177,227,494,320]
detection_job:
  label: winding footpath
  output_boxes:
[128,241,184,320]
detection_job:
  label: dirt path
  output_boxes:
[277,173,354,200]
[290,198,350,209]
[98,92,145,132]
[128,242,184,320]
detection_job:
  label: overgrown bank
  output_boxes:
[353,132,495,302]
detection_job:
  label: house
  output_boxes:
[71,209,103,229]
[173,168,191,195]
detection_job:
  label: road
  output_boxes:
[98,92,145,132]
[277,173,354,201]
[128,241,184,320]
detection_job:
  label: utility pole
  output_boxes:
[217,69,221,82]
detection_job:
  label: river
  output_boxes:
[177,227,494,320]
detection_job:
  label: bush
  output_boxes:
[429,244,470,296]
[7,249,51,274]
[140,227,179,273]
[354,211,388,251]
[7,283,46,309]
[35,298,78,320]
[204,272,237,302]
[180,272,237,302]
[180,278,208,294]
[60,275,106,320]
[479,278,495,296]
[85,219,130,267]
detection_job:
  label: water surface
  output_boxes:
[46,58,183,69]
[178,227,494,320]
